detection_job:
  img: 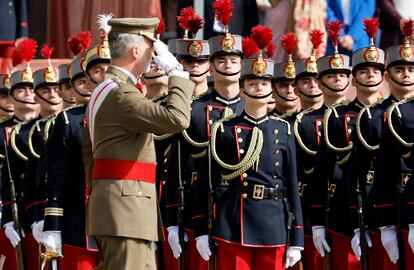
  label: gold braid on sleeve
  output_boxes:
[323,106,353,152]
[387,102,413,148]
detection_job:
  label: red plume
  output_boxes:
[18,39,38,62]
[251,25,273,50]
[327,20,342,47]
[177,6,196,30]
[188,13,204,35]
[401,19,414,37]
[155,17,166,35]
[77,31,92,50]
[265,43,276,58]
[11,48,23,67]
[310,29,324,50]
[213,0,234,26]
[363,17,380,39]
[280,33,297,54]
[242,37,259,58]
[41,44,54,59]
[67,35,83,56]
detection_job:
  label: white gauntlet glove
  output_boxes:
[285,246,303,267]
[409,224,414,254]
[312,226,331,257]
[351,228,372,261]
[4,221,24,247]
[195,235,212,261]
[167,226,189,259]
[31,220,44,244]
[380,225,399,264]
[153,40,182,74]
[41,231,62,256]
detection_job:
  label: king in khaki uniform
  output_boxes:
[369,19,414,269]
[161,6,211,270]
[40,15,111,270]
[292,29,325,270]
[82,17,195,270]
[192,25,304,270]
[0,39,40,270]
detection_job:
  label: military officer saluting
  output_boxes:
[272,33,300,119]
[41,17,110,270]
[1,39,39,270]
[82,17,195,269]
[192,25,304,270]
[292,29,325,270]
[370,19,414,269]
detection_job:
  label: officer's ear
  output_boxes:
[351,76,356,87]
[293,85,299,96]
[384,70,390,83]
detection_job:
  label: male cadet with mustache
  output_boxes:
[162,7,211,269]
[272,33,300,119]
[41,15,111,270]
[369,19,414,269]
[0,74,15,121]
[291,29,325,270]
[192,25,304,270]
[81,16,195,269]
[1,39,40,270]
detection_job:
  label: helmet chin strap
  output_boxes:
[143,73,168,80]
[274,88,298,102]
[62,98,76,105]
[11,94,37,105]
[190,69,209,78]
[320,80,349,93]
[75,88,91,97]
[213,64,241,77]
[242,89,273,100]
[388,75,414,87]
[298,90,323,99]
[35,93,63,106]
[0,106,14,113]
[355,79,383,88]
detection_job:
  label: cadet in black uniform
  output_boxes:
[41,33,110,269]
[192,25,303,270]
[58,63,76,109]
[370,19,414,269]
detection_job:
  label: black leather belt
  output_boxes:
[233,183,284,200]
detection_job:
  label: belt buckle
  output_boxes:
[366,170,374,185]
[328,184,336,197]
[401,173,411,187]
[191,172,198,184]
[252,184,265,199]
[298,182,307,198]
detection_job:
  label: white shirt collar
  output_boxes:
[110,65,138,85]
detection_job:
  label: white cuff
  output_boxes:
[169,69,189,79]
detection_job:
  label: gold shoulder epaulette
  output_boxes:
[387,102,413,148]
[294,108,317,155]
[323,106,353,152]
[269,115,291,135]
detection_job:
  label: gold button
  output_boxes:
[240,149,245,154]
[274,129,279,135]
[273,175,277,179]
[274,139,279,144]
[317,121,322,126]
[242,173,248,178]
[241,193,248,199]
[209,120,213,124]
[237,128,242,133]
[346,116,350,122]
[274,161,280,167]
[348,128,352,134]
[318,131,321,136]
[275,184,279,189]
[208,105,213,111]
[243,181,248,187]
[275,150,280,154]
[238,138,243,143]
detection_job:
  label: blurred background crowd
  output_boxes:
[0,0,413,61]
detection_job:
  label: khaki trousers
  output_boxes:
[94,235,156,270]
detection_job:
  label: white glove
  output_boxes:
[195,235,212,261]
[380,225,399,264]
[285,246,303,268]
[31,220,44,244]
[153,40,181,74]
[4,221,24,247]
[167,226,189,259]
[351,229,373,261]
[312,226,331,257]
[408,224,414,254]
[42,231,62,256]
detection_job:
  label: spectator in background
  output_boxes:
[326,0,375,57]
[177,0,259,40]
[378,0,414,51]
